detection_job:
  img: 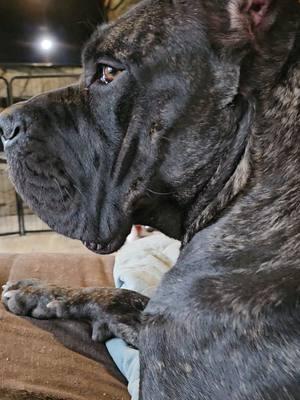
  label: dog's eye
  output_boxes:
[97,64,123,85]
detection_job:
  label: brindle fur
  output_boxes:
[1,0,300,398]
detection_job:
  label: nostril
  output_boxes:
[0,103,28,144]
[1,124,23,141]
[12,125,21,139]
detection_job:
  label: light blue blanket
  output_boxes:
[105,233,180,399]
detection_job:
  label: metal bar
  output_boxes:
[7,82,13,106]
[9,74,80,105]
[10,74,80,81]
[0,63,81,69]
[0,77,23,235]
[3,74,26,234]
[21,229,51,234]
[15,193,26,236]
[0,76,9,90]
[0,76,10,106]
[0,232,20,237]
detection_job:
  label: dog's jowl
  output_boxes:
[1,0,300,399]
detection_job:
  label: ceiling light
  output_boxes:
[39,37,54,52]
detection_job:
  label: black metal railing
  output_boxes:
[0,72,80,236]
[0,76,10,106]
[0,76,20,236]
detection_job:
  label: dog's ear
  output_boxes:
[228,0,277,37]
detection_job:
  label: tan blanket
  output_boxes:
[0,253,130,400]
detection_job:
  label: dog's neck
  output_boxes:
[183,31,300,247]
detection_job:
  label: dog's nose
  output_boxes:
[0,105,26,146]
[0,121,22,141]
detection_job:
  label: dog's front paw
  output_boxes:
[1,279,57,318]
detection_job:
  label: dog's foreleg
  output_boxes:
[2,279,149,348]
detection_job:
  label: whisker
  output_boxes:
[61,169,88,200]
[63,186,72,201]
[72,183,85,198]
[146,188,174,196]
[54,178,67,210]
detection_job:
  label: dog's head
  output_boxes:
[0,0,299,254]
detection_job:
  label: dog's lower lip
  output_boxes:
[82,234,127,254]
[82,240,112,254]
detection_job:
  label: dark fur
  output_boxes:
[1,0,300,398]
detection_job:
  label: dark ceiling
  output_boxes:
[0,0,105,65]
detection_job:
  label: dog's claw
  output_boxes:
[1,279,57,318]
[3,290,14,299]
[2,282,11,291]
[46,299,64,317]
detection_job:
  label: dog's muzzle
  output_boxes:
[0,104,26,150]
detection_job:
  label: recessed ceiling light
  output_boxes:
[39,37,54,52]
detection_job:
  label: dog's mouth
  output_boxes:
[4,131,133,255]
[81,219,132,254]
[82,235,128,255]
[82,241,112,255]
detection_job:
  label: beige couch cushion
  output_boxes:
[0,253,130,400]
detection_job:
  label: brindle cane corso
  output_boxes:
[1,0,300,398]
